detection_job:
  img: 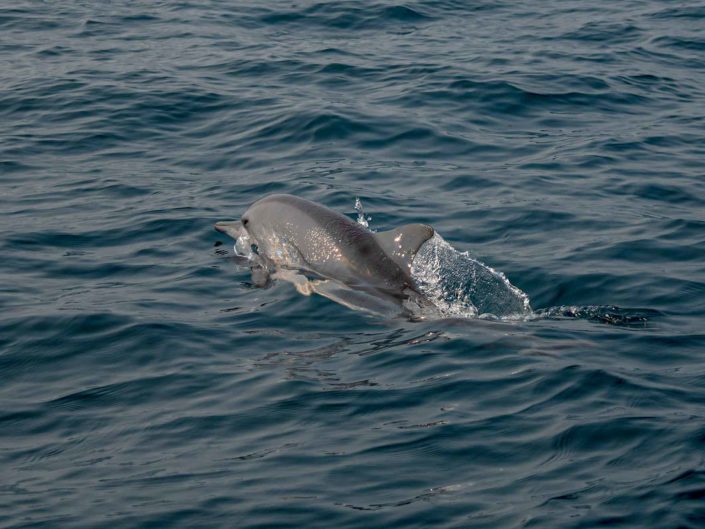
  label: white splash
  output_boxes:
[410,233,532,319]
[234,230,256,259]
[354,197,372,229]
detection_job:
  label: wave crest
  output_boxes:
[411,233,532,319]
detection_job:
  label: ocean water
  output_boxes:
[2,1,705,527]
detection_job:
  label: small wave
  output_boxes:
[532,305,659,326]
[410,233,532,319]
[257,3,432,31]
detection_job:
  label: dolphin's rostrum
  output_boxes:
[215,194,434,315]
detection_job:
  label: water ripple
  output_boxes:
[2,0,705,527]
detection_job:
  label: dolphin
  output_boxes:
[215,194,434,315]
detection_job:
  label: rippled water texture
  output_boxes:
[2,1,705,528]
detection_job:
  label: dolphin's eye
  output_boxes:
[250,243,259,255]
[242,217,249,227]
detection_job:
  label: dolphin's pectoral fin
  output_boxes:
[273,266,400,314]
[270,268,318,295]
[374,223,434,270]
[309,281,401,316]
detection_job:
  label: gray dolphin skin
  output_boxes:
[215,194,434,314]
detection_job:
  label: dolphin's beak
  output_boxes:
[214,220,243,240]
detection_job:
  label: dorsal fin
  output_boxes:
[374,224,434,271]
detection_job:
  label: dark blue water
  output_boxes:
[2,1,705,527]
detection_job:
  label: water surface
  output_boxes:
[2,1,705,527]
